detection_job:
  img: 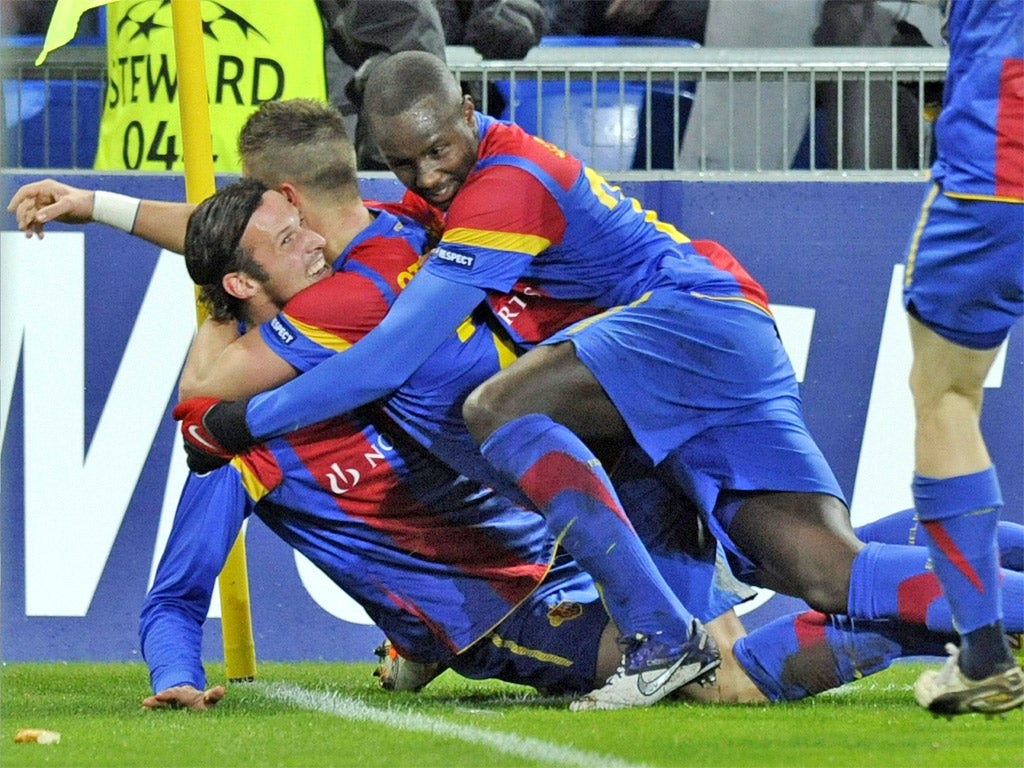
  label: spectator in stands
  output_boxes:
[1,1,60,36]
[678,0,821,171]
[435,0,547,59]
[544,0,707,43]
[317,0,449,170]
[813,0,944,170]
[679,0,944,171]
[433,0,548,120]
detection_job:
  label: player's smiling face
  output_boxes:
[372,95,478,211]
[240,190,330,308]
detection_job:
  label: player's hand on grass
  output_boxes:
[7,179,97,239]
[141,684,226,711]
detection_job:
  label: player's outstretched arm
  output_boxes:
[7,178,194,252]
[142,685,226,711]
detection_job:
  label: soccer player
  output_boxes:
[902,0,1024,716]
[171,52,992,711]
[140,178,1024,710]
[11,98,1018,711]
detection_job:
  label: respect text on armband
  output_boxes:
[433,248,476,269]
[269,317,295,345]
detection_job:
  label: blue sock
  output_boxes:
[854,508,920,546]
[855,506,1023,572]
[847,542,944,628]
[913,468,1004,635]
[734,611,948,702]
[996,520,1024,572]
[846,541,1023,634]
[480,413,693,643]
[923,568,1023,635]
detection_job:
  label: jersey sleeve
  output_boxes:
[422,163,568,293]
[138,470,252,693]
[258,272,393,373]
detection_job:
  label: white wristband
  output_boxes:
[92,191,141,233]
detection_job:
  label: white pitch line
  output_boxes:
[257,681,656,768]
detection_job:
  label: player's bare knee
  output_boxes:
[463,384,498,444]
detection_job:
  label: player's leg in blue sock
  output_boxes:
[846,540,1023,635]
[854,506,1023,572]
[733,610,948,702]
[914,467,1013,678]
[480,413,694,643]
[854,508,920,546]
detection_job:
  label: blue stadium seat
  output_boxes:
[496,36,697,171]
[4,77,103,168]
[3,28,105,169]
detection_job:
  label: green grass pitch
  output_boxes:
[2,661,1021,767]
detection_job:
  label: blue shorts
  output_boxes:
[450,538,752,693]
[903,184,1024,350]
[544,287,844,511]
[448,555,605,694]
[547,290,802,466]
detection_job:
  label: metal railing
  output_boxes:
[2,43,948,177]
[449,45,948,178]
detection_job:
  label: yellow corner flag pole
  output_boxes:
[169,0,257,682]
[40,0,257,681]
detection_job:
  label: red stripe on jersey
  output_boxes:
[995,59,1024,199]
[289,416,407,520]
[455,162,569,247]
[288,416,546,604]
[896,572,944,626]
[240,445,283,491]
[284,272,394,345]
[691,240,771,311]
[481,120,583,192]
[488,285,602,345]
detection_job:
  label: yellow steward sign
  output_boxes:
[94,0,327,171]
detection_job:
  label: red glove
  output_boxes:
[172,397,255,473]
[172,397,235,460]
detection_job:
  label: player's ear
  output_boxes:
[277,182,299,206]
[222,271,259,301]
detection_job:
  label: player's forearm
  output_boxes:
[89,192,194,252]
[245,271,484,439]
[131,199,195,253]
[138,472,247,693]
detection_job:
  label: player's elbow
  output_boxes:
[177,372,205,402]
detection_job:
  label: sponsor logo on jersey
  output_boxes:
[547,600,583,627]
[269,316,295,344]
[326,464,361,495]
[433,247,475,269]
